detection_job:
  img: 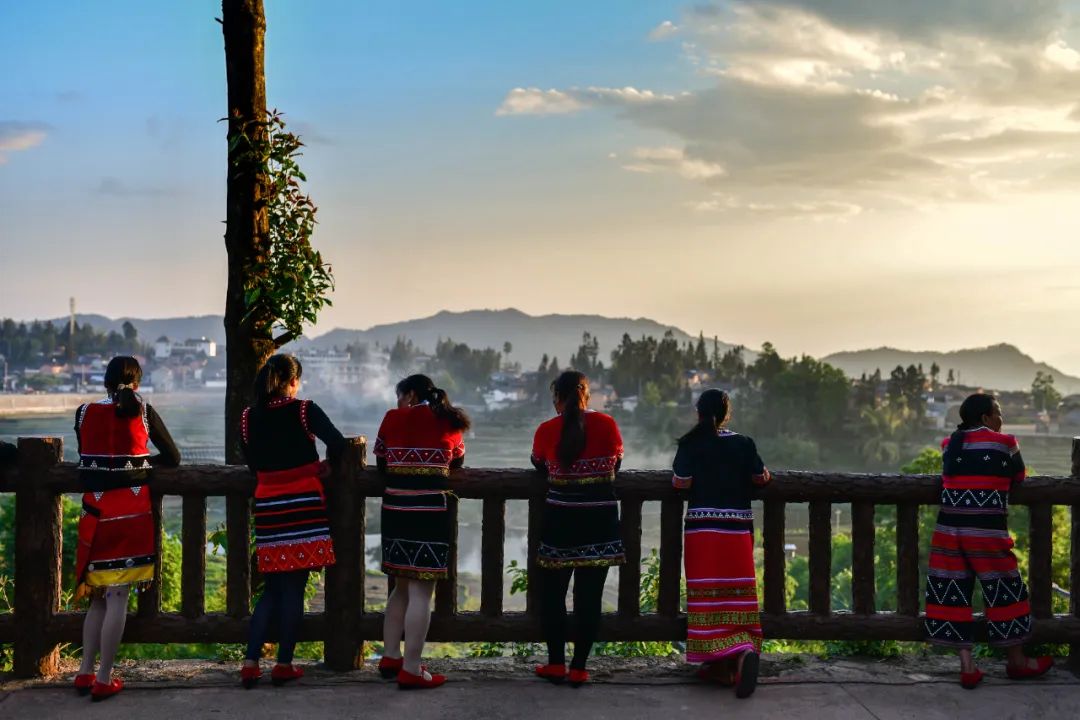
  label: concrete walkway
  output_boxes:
[3,656,1077,719]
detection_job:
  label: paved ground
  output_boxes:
[2,655,1077,719]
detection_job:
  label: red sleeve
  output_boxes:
[607,415,624,458]
[374,411,392,458]
[531,422,548,464]
[450,429,465,459]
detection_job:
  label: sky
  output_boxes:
[2,1,1080,372]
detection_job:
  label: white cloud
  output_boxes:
[495,86,679,116]
[649,20,679,41]
[497,0,1080,215]
[495,88,583,116]
[621,146,726,180]
[0,121,48,164]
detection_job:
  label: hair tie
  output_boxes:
[115,383,132,391]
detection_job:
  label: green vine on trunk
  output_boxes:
[229,109,334,345]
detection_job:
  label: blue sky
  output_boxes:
[3,1,1080,371]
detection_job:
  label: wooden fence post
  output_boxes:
[13,437,63,678]
[324,437,366,671]
[1070,438,1080,669]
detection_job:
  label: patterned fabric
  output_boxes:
[924,427,1031,648]
[76,486,155,592]
[76,399,152,489]
[531,411,625,569]
[242,401,339,574]
[375,403,464,579]
[685,531,762,662]
[74,399,157,597]
[252,461,336,573]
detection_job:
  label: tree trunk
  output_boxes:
[222,0,273,464]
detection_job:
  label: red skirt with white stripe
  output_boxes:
[684,530,763,662]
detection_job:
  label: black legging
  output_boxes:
[541,566,609,670]
[246,570,309,664]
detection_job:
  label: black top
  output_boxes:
[672,429,766,511]
[242,398,345,472]
[73,403,182,468]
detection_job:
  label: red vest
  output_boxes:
[374,403,465,485]
[77,399,151,474]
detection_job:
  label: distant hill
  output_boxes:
[823,344,1080,395]
[300,308,742,369]
[41,314,225,345]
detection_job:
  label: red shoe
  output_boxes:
[74,674,95,696]
[240,665,262,689]
[271,664,304,686]
[397,668,447,690]
[378,656,404,679]
[1006,656,1053,680]
[91,678,124,702]
[568,668,590,687]
[734,652,760,699]
[960,669,984,689]
[535,664,567,684]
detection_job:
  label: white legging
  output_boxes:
[382,577,436,676]
[78,585,130,683]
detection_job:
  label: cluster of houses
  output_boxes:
[0,337,223,394]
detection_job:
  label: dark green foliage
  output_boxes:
[231,110,334,341]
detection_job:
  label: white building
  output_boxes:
[154,337,218,359]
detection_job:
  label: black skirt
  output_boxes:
[381,488,452,580]
[538,485,625,569]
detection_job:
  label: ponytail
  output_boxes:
[553,370,588,469]
[253,354,303,409]
[397,374,471,431]
[679,388,730,446]
[104,356,143,418]
[946,392,997,458]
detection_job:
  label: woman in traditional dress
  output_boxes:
[375,374,470,690]
[531,370,624,687]
[672,389,769,699]
[239,354,345,688]
[924,393,1052,688]
[73,356,181,701]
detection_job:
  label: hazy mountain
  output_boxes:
[40,314,225,345]
[301,308,741,369]
[823,343,1080,395]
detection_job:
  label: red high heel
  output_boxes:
[734,652,760,699]
[397,667,447,690]
[74,674,95,696]
[240,665,262,689]
[960,668,984,689]
[271,664,305,686]
[379,656,404,679]
[535,664,567,683]
[568,668,590,687]
[1006,656,1053,680]
[91,678,124,702]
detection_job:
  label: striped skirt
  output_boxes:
[684,529,762,663]
[254,462,335,573]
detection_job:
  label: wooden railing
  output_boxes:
[2,436,1080,678]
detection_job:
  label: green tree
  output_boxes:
[1031,371,1062,413]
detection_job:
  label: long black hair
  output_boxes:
[552,370,589,469]
[104,355,143,418]
[397,374,471,431]
[254,354,303,408]
[678,388,731,445]
[945,393,997,458]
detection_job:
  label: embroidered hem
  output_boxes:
[382,565,449,581]
[537,556,625,569]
